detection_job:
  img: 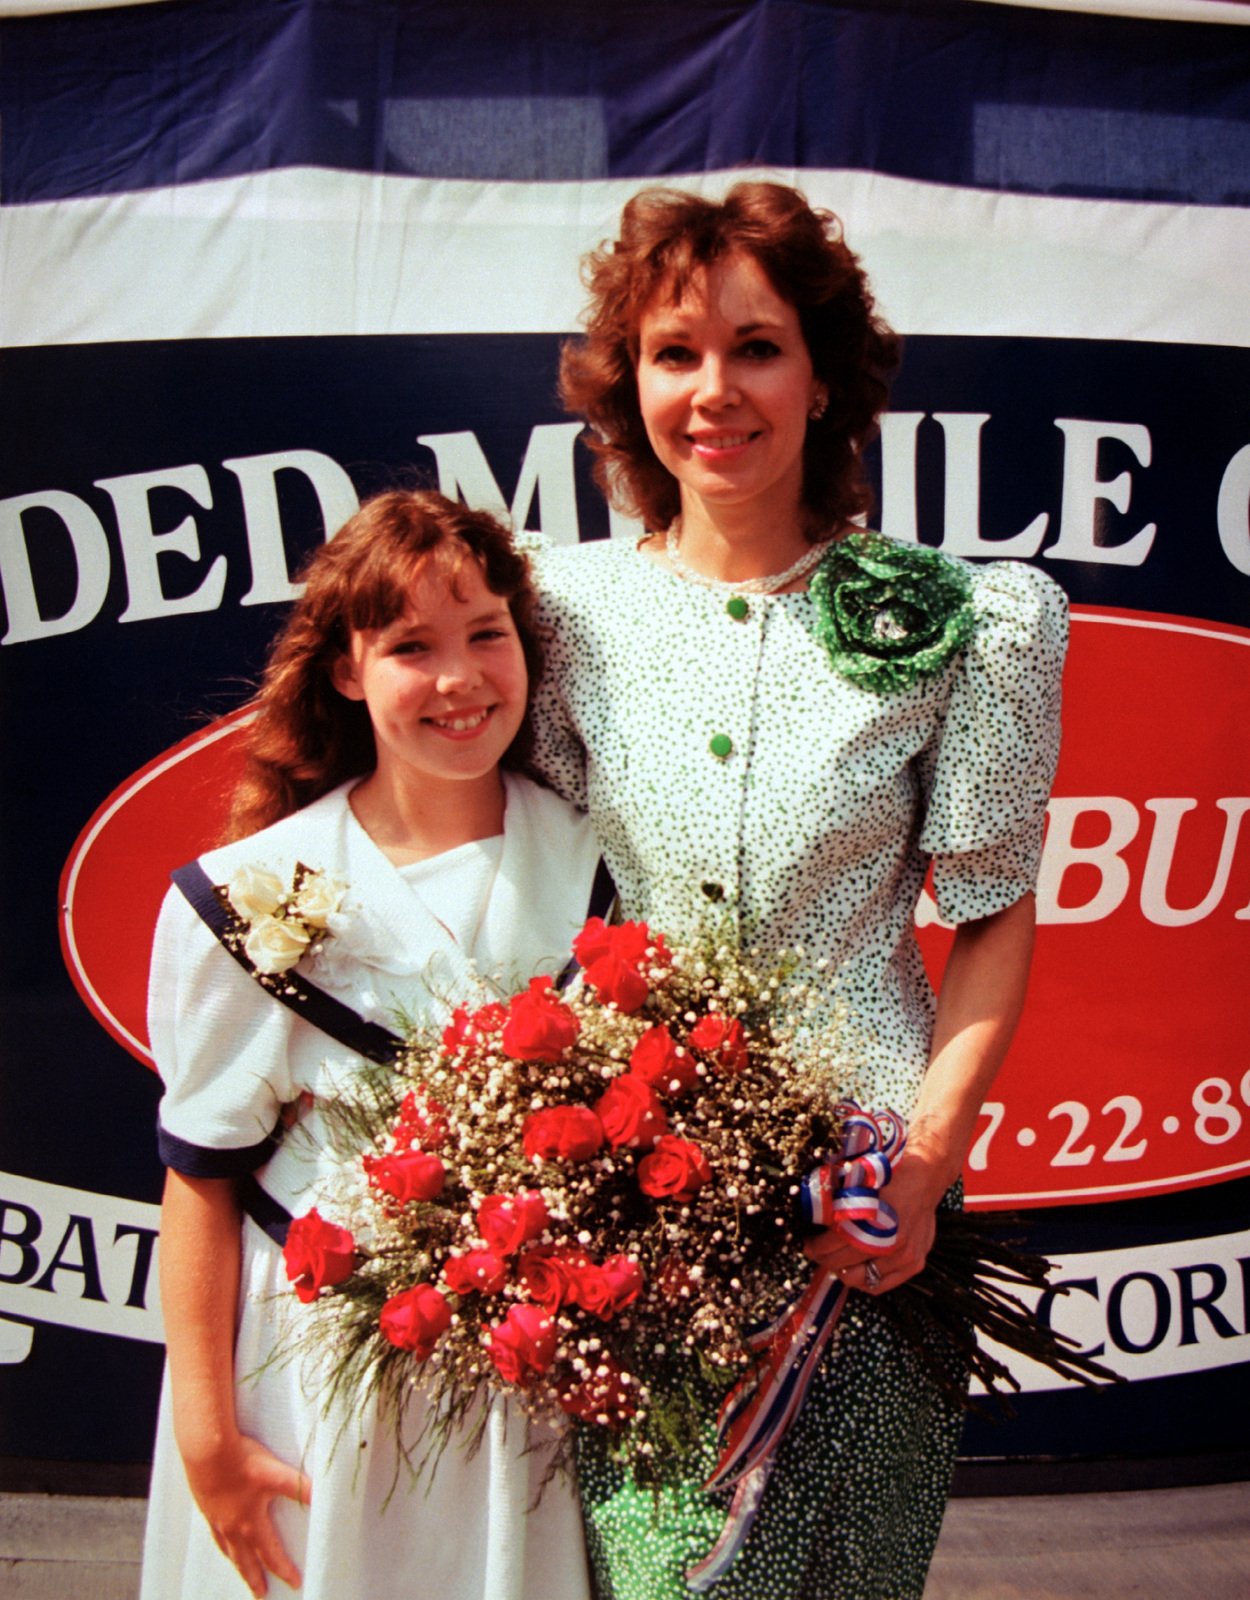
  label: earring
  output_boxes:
[808,393,828,421]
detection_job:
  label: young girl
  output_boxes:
[141,491,600,1600]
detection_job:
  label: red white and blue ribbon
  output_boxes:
[686,1103,906,1592]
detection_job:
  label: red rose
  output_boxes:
[441,1000,508,1063]
[477,1190,549,1255]
[379,1282,452,1358]
[573,920,670,1012]
[568,1253,643,1321]
[518,1246,583,1314]
[442,1249,508,1296]
[556,1355,637,1426]
[282,1209,355,1303]
[522,1105,605,1163]
[570,916,628,968]
[594,1074,668,1150]
[566,1260,614,1318]
[638,1135,712,1201]
[394,1088,449,1150]
[501,978,581,1061]
[487,1303,558,1385]
[629,1025,698,1096]
[601,1253,645,1312]
[574,916,668,969]
[688,1013,749,1074]
[583,951,651,1013]
[363,1149,446,1203]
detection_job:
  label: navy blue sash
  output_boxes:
[170,852,617,1244]
[171,860,404,1063]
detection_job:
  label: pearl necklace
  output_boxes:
[664,525,830,595]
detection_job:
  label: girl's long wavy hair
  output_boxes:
[226,490,542,842]
[560,181,901,538]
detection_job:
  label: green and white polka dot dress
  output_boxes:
[532,534,1067,1598]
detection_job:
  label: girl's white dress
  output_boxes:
[140,774,601,1600]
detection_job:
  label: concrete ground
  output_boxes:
[1,1481,1247,1598]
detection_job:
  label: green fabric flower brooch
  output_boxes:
[809,531,976,693]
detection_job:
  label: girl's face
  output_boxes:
[635,250,825,528]
[332,555,528,805]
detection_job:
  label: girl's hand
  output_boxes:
[184,1432,311,1597]
[802,1146,947,1295]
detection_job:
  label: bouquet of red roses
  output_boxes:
[281,915,1119,1494]
[279,917,865,1479]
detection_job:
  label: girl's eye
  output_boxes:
[390,639,427,656]
[472,628,509,643]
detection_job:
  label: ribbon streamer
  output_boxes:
[685,1103,906,1591]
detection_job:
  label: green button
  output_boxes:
[709,733,734,759]
[726,595,750,621]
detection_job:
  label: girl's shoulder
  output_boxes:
[503,770,595,848]
[192,781,356,884]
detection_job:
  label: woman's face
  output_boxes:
[635,251,825,529]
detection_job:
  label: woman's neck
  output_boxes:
[348,769,506,865]
[669,496,813,584]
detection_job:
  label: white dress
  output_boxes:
[140,775,601,1600]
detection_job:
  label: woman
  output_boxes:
[531,183,1067,1598]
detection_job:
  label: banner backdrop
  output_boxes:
[2,0,1248,1480]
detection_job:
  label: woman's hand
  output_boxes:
[183,1432,311,1597]
[804,894,1039,1296]
[802,1146,947,1294]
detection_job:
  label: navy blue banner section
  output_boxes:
[959,1174,1250,1461]
[4,0,1250,205]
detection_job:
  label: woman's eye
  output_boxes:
[650,344,695,367]
[740,339,782,361]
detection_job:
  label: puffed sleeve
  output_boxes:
[529,545,590,811]
[148,884,295,1176]
[918,561,1068,924]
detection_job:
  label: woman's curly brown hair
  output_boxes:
[559,181,901,538]
[227,490,542,841]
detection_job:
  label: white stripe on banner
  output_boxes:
[974,1227,1250,1394]
[9,0,1250,23]
[0,1171,163,1348]
[971,1,1250,24]
[3,167,1249,348]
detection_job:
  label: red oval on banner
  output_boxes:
[58,710,252,1068]
[922,608,1250,1207]
[60,608,1250,1207]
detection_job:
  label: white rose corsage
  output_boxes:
[220,862,347,975]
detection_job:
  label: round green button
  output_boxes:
[709,733,734,759]
[726,595,750,621]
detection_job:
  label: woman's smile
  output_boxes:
[686,430,760,460]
